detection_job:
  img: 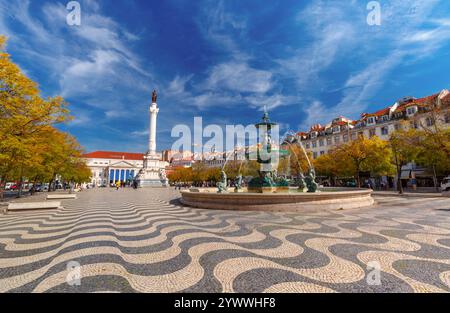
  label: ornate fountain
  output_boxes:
[247,111,289,193]
[180,110,374,212]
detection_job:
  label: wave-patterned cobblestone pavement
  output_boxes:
[0,189,449,293]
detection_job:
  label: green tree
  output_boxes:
[389,127,421,194]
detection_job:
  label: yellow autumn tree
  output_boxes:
[389,127,422,194]
[0,35,89,198]
[277,144,311,178]
[334,136,394,187]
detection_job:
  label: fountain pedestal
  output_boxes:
[247,111,289,193]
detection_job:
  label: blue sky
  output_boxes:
[1,0,450,153]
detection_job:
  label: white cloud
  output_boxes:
[167,75,193,95]
[0,0,150,99]
[204,62,273,93]
[197,0,248,60]
[291,0,449,130]
[245,94,298,111]
[60,50,121,98]
[105,110,124,119]
[131,129,149,136]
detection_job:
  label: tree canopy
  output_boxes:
[0,35,91,197]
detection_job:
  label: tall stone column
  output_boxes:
[149,101,159,156]
[136,90,168,188]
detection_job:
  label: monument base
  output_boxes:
[136,154,169,188]
[138,178,167,188]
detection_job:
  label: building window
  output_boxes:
[320,151,325,156]
[369,129,376,137]
[381,127,389,135]
[312,141,317,148]
[332,126,340,133]
[445,114,450,124]
[394,123,401,131]
[358,131,364,138]
[311,132,317,139]
[343,134,349,142]
[305,143,310,149]
[334,136,340,144]
[327,137,332,145]
[313,152,318,159]
[410,120,418,129]
[406,106,417,116]
[367,117,375,124]
[381,115,389,122]
[425,117,434,127]
[351,133,357,140]
[319,139,324,147]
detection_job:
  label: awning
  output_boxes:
[400,170,412,179]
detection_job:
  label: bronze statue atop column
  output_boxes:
[152,90,157,103]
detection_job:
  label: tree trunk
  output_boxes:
[356,172,361,188]
[48,178,54,193]
[17,165,24,198]
[32,176,38,195]
[432,164,439,192]
[0,178,5,201]
[397,166,403,194]
[17,176,24,198]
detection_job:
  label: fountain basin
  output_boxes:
[180,187,374,212]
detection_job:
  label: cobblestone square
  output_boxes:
[1,189,450,293]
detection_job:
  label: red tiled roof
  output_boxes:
[334,120,352,126]
[442,93,450,105]
[415,93,439,105]
[373,107,391,116]
[83,151,144,161]
[397,93,439,111]
[310,124,324,131]
[363,107,390,118]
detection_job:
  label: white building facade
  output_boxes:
[83,151,145,187]
[292,90,450,160]
[284,89,450,188]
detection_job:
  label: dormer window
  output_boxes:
[310,132,318,139]
[381,115,389,122]
[367,117,376,125]
[332,126,340,133]
[406,106,417,116]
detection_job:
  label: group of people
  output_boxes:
[114,180,139,190]
[174,183,192,190]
